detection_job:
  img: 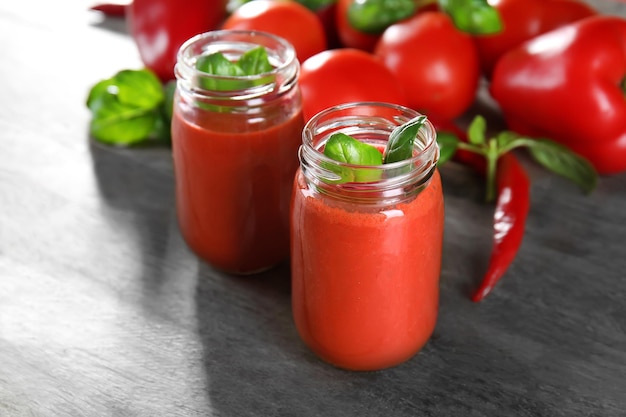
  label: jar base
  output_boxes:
[313,346,425,372]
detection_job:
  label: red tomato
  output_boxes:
[374,11,480,121]
[222,0,327,62]
[335,0,380,51]
[298,48,408,121]
[473,0,596,78]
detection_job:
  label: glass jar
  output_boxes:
[290,102,444,371]
[172,30,304,275]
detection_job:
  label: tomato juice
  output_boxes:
[172,105,304,274]
[291,170,444,370]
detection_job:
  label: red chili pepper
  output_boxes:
[127,0,226,82]
[472,152,530,302]
[89,3,128,17]
[432,119,531,301]
[490,15,626,175]
[473,0,595,78]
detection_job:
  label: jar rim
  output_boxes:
[176,29,297,82]
[302,101,439,175]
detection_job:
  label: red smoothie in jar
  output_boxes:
[172,30,304,274]
[290,102,444,371]
[172,107,303,274]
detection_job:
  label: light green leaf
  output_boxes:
[467,115,487,145]
[323,133,383,183]
[238,46,273,74]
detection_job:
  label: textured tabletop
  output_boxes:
[1,1,625,416]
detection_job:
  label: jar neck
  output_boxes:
[174,30,299,103]
[299,102,439,206]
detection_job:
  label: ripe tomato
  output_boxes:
[374,11,480,121]
[335,0,380,51]
[473,0,596,78]
[298,48,408,121]
[222,0,327,62]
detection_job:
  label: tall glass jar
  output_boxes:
[172,30,304,275]
[290,102,444,371]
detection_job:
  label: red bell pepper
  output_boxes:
[473,0,595,78]
[490,15,626,175]
[127,0,226,82]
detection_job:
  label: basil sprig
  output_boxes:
[436,115,598,201]
[347,0,417,34]
[86,68,174,146]
[345,0,502,36]
[322,115,428,183]
[196,46,274,91]
[438,0,502,35]
[85,47,274,147]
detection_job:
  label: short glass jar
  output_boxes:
[172,30,304,275]
[290,102,444,371]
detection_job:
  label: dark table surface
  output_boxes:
[2,1,625,416]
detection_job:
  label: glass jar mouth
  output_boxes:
[300,102,439,188]
[175,30,299,98]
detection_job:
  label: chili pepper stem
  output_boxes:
[415,0,438,8]
[485,139,499,202]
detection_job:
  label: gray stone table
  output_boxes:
[1,1,624,416]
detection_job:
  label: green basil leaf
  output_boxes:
[526,139,598,193]
[439,0,502,35]
[86,78,115,111]
[196,52,245,77]
[294,0,335,12]
[348,0,417,34]
[436,131,460,166]
[325,133,383,165]
[86,68,165,145]
[89,98,159,145]
[467,114,487,145]
[323,133,383,183]
[196,47,274,91]
[384,115,427,164]
[114,69,164,107]
[196,52,245,91]
[238,46,273,74]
